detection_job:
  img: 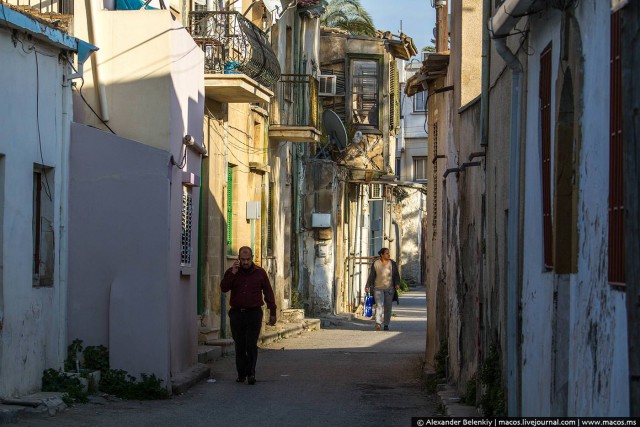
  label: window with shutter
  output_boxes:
[389,60,400,133]
[226,165,234,254]
[540,45,553,270]
[267,181,274,256]
[608,10,625,286]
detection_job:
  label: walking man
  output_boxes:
[221,246,277,385]
[365,247,401,331]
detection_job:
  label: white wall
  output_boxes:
[68,123,172,386]
[521,3,629,415]
[0,28,71,397]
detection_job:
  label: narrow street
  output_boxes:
[20,288,439,427]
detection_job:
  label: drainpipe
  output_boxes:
[59,65,72,363]
[85,0,109,122]
[480,0,490,147]
[493,35,523,418]
[490,0,539,416]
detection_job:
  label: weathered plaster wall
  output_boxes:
[521,2,629,416]
[0,34,70,397]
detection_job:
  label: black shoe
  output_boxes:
[236,376,246,383]
[247,376,256,385]
[383,325,389,331]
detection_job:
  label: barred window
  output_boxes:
[350,59,379,128]
[181,188,193,266]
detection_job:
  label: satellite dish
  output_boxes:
[322,110,348,152]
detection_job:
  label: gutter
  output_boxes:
[489,0,539,416]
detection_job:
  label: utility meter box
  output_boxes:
[311,213,331,228]
[246,201,261,220]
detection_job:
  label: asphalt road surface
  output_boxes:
[19,287,440,427]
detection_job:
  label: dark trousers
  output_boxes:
[229,308,263,378]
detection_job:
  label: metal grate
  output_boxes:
[608,10,625,286]
[540,45,553,269]
[181,190,193,266]
[272,74,319,129]
[188,11,281,88]
[432,122,438,240]
[351,59,379,128]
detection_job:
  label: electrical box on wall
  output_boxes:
[311,213,331,228]
[246,201,261,220]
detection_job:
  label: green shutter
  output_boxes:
[389,60,400,134]
[226,166,233,252]
[267,181,273,255]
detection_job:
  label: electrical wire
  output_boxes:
[72,75,117,135]
[34,50,52,201]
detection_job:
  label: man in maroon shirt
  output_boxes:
[220,246,277,385]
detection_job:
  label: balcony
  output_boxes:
[269,74,321,143]
[188,11,280,104]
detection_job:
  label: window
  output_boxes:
[413,156,428,182]
[609,10,625,286]
[396,157,401,180]
[350,58,379,128]
[414,90,427,113]
[266,180,274,257]
[33,166,54,287]
[540,45,553,270]
[226,165,234,255]
[181,187,193,266]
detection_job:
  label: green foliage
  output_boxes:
[434,338,448,377]
[425,339,449,394]
[320,0,376,36]
[479,345,507,417]
[64,339,84,372]
[463,374,477,406]
[42,369,88,404]
[99,369,169,400]
[83,345,109,373]
[399,278,410,293]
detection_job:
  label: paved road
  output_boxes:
[20,287,440,427]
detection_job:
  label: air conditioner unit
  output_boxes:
[369,184,383,200]
[318,74,337,96]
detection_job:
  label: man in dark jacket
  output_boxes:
[365,247,401,331]
[221,246,276,385]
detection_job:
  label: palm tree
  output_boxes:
[320,0,376,37]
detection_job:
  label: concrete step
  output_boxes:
[197,345,222,363]
[198,327,220,344]
[170,363,210,395]
[281,308,305,322]
[1,392,66,420]
[204,338,235,356]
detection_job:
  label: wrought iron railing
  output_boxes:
[188,11,281,88]
[3,0,73,16]
[271,74,319,129]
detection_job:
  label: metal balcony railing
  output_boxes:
[4,0,73,16]
[188,11,281,88]
[271,74,319,129]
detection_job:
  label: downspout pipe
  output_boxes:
[490,0,538,416]
[493,34,523,418]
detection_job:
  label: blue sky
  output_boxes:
[364,0,436,54]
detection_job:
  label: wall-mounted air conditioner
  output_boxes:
[318,74,337,96]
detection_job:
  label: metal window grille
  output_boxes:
[267,181,274,256]
[432,122,438,239]
[181,190,193,266]
[608,10,625,285]
[226,166,233,253]
[540,45,553,269]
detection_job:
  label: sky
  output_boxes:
[363,0,436,54]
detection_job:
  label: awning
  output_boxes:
[404,52,450,96]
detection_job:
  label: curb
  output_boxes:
[260,318,321,345]
[423,371,480,418]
